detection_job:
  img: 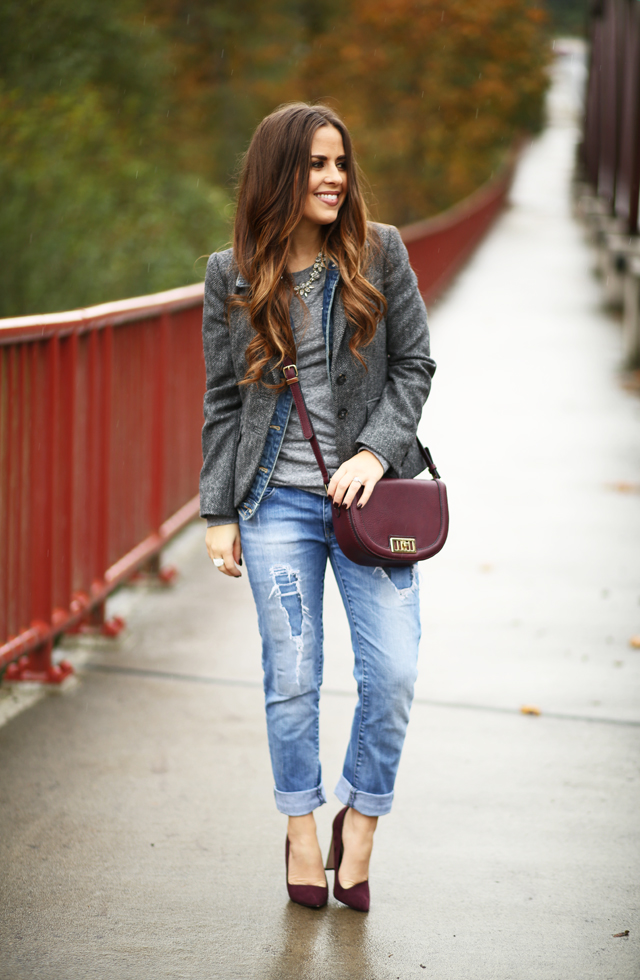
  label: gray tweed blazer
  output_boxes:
[200,222,436,522]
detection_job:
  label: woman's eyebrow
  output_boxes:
[311,154,347,160]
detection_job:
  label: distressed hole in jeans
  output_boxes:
[373,563,418,598]
[269,564,303,636]
[269,564,310,690]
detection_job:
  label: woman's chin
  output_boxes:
[307,208,342,227]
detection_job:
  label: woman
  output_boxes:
[200,103,436,911]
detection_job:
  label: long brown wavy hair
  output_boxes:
[229,103,387,389]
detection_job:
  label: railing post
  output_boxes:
[66,322,124,639]
[1,346,15,646]
[150,313,169,530]
[136,311,177,587]
[6,335,72,684]
[52,328,78,627]
[623,256,640,366]
[129,552,178,587]
[90,323,113,628]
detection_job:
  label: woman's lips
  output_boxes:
[315,193,340,206]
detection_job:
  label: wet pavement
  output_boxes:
[1,46,639,980]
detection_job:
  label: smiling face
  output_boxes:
[301,124,348,228]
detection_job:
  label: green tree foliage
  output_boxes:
[0,0,230,317]
[546,0,587,36]
[0,0,549,317]
[142,0,343,184]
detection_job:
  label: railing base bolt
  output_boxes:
[71,615,126,638]
[4,656,74,685]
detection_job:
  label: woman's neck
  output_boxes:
[288,219,323,273]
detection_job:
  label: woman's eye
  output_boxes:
[311,160,323,169]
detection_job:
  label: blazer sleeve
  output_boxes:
[355,225,436,472]
[199,252,242,523]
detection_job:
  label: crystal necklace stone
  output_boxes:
[293,251,326,298]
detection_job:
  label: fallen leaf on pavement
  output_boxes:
[613,930,629,938]
[629,636,640,649]
[520,705,541,716]
[608,481,640,494]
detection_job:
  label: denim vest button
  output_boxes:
[336,374,346,385]
[337,408,347,420]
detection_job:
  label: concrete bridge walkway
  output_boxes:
[1,48,639,980]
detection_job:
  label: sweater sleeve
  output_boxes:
[204,515,239,528]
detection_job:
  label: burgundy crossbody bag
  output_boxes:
[282,358,449,567]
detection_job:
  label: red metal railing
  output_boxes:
[0,286,205,681]
[582,0,640,234]
[401,150,517,305]
[0,154,516,683]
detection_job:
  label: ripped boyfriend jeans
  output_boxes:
[240,486,421,817]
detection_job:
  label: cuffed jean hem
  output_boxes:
[334,775,394,816]
[273,783,327,816]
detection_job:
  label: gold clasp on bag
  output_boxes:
[389,536,416,554]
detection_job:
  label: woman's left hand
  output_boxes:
[327,450,384,510]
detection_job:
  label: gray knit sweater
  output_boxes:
[269,265,339,492]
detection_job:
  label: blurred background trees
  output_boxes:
[0,0,229,317]
[0,0,559,317]
[546,0,588,35]
[285,0,550,223]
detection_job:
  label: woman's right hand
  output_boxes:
[205,523,242,578]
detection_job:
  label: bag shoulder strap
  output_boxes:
[282,356,441,484]
[416,440,441,479]
[283,357,331,488]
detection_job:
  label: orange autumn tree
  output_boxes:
[145,0,548,225]
[140,0,549,225]
[279,0,549,224]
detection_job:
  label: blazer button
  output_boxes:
[337,408,348,420]
[336,374,346,385]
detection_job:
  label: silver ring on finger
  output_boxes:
[213,557,225,567]
[351,478,362,485]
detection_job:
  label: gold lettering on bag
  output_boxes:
[389,536,417,554]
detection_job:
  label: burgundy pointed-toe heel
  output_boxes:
[325,806,370,912]
[285,837,328,909]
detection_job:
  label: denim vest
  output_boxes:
[237,264,340,522]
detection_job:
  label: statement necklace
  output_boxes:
[293,251,326,298]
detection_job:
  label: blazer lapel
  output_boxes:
[330,286,349,381]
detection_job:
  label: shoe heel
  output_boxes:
[325,842,335,871]
[286,837,328,909]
